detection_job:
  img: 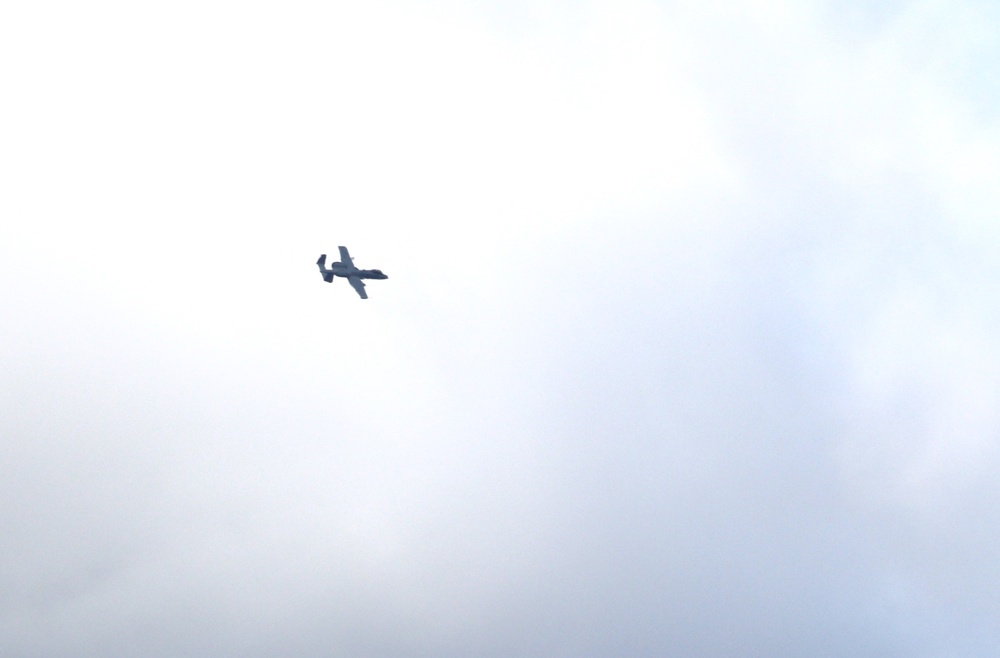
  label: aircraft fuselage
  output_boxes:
[325,262,387,279]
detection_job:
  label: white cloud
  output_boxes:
[3,0,1000,655]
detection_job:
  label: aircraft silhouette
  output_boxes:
[316,246,388,299]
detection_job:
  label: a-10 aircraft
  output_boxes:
[316,246,388,299]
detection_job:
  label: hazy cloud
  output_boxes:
[2,0,999,655]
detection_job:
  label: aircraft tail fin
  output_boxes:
[316,254,334,282]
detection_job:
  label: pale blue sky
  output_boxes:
[2,0,999,655]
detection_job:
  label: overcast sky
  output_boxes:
[3,0,1000,655]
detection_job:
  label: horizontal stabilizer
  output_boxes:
[317,254,334,282]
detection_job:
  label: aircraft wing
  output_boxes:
[338,246,354,267]
[347,275,368,299]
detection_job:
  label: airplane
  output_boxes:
[316,246,388,299]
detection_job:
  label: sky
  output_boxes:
[2,0,1000,655]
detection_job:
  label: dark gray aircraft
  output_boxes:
[316,246,388,299]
